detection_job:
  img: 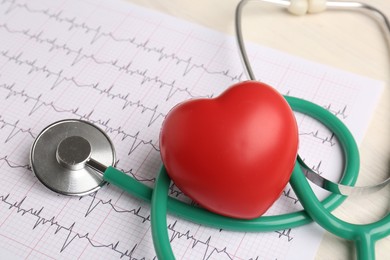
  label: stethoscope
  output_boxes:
[29,0,390,259]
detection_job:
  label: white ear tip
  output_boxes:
[308,0,327,13]
[288,0,309,16]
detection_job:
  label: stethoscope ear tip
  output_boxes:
[288,0,327,16]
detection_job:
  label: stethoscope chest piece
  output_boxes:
[30,119,116,196]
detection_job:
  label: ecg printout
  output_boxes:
[0,0,384,259]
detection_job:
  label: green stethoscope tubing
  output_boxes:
[147,95,353,259]
[148,96,390,259]
[101,95,389,259]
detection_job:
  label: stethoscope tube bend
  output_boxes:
[149,94,364,259]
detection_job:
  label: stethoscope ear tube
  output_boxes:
[235,0,390,196]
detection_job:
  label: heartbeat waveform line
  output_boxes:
[115,163,156,184]
[0,23,79,55]
[0,49,200,128]
[107,166,191,203]
[310,160,323,175]
[0,83,160,154]
[0,49,203,112]
[53,77,167,128]
[168,220,233,260]
[275,229,293,242]
[0,156,31,170]
[0,188,240,260]
[299,157,324,176]
[0,193,145,260]
[0,80,78,116]
[85,116,160,155]
[284,90,349,119]
[323,104,348,119]
[282,188,299,204]
[299,130,336,146]
[168,183,184,198]
[0,3,243,82]
[168,220,293,260]
[0,115,35,142]
[83,192,151,222]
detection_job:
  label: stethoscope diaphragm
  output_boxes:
[30,119,116,196]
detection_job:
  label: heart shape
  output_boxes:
[160,81,298,219]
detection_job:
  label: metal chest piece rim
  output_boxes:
[30,119,116,196]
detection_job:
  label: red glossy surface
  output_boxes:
[160,81,299,219]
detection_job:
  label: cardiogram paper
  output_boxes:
[0,0,384,259]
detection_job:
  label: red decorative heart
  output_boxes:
[160,81,298,219]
